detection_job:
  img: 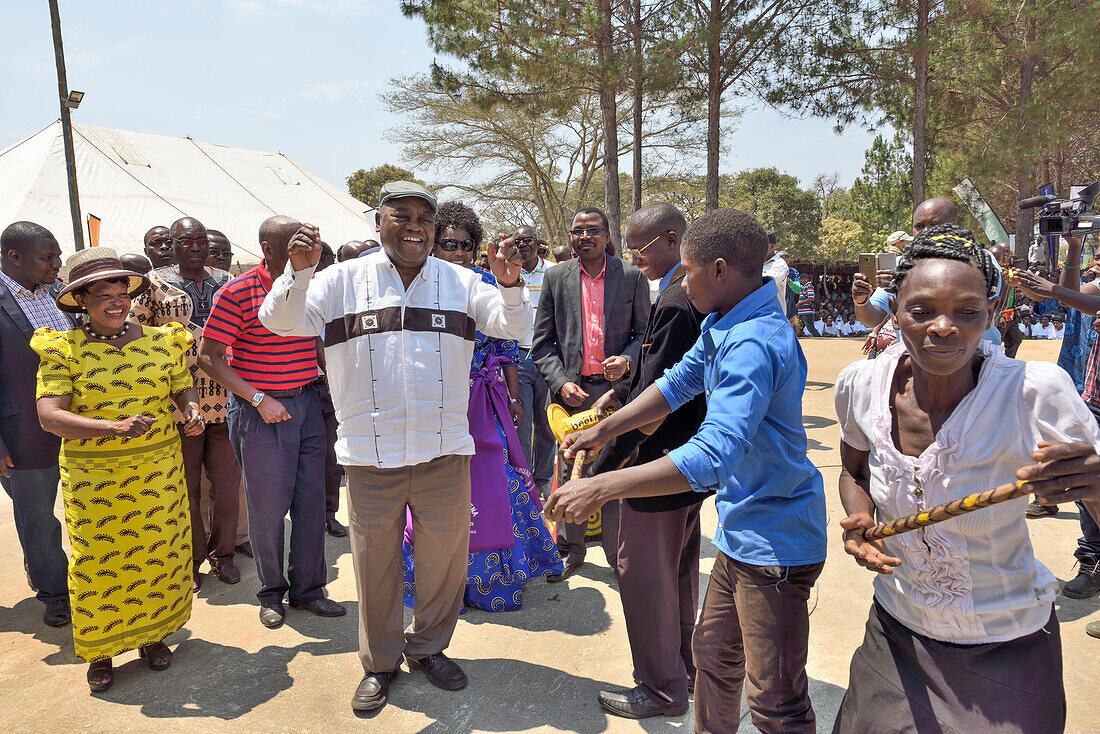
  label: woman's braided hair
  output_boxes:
[891,223,999,299]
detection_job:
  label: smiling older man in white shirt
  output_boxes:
[258,182,531,714]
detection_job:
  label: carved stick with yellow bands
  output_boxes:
[863,480,1031,541]
[570,450,588,481]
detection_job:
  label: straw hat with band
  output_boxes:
[56,248,150,313]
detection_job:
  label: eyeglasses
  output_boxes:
[513,237,536,246]
[569,227,609,239]
[171,237,208,249]
[438,238,477,252]
[626,230,674,260]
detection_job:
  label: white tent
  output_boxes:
[0,121,377,264]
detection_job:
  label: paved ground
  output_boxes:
[1,338,1096,733]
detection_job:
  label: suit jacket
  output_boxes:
[593,267,710,511]
[0,281,72,469]
[533,256,650,402]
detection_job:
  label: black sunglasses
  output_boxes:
[438,238,477,252]
[570,227,608,239]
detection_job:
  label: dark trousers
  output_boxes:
[228,388,327,606]
[319,386,343,517]
[693,552,824,734]
[180,421,241,566]
[798,314,819,337]
[1,466,68,604]
[554,378,619,567]
[1076,502,1100,563]
[618,500,701,705]
[517,357,554,486]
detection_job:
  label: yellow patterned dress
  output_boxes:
[31,323,194,662]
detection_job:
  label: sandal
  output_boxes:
[87,659,113,692]
[138,640,173,671]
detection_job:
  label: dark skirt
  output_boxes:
[832,600,1065,734]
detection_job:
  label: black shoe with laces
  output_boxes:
[1063,559,1100,599]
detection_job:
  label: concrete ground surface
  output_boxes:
[1,338,1096,733]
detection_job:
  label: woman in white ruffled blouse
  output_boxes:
[831,224,1100,734]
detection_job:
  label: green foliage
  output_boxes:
[346,165,424,209]
[817,217,865,260]
[721,168,822,257]
[849,132,912,239]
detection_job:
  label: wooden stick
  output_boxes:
[863,480,1031,541]
[570,449,588,481]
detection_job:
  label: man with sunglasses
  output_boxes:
[257,181,532,713]
[511,225,555,495]
[533,206,650,579]
[131,217,240,590]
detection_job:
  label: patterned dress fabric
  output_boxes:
[403,269,562,612]
[32,323,194,662]
[130,267,233,424]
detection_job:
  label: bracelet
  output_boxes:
[1063,262,1081,270]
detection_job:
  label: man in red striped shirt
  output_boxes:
[198,215,346,629]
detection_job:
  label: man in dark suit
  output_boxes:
[0,222,73,627]
[588,203,708,719]
[533,206,649,579]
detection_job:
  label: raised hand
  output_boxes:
[487,234,523,287]
[287,224,322,272]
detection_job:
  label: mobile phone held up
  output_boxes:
[859,252,898,284]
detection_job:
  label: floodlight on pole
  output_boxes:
[63,90,84,109]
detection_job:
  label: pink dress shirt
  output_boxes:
[579,256,606,376]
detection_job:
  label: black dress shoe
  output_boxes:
[405,652,468,690]
[547,561,582,583]
[289,597,347,617]
[326,517,348,538]
[352,670,398,712]
[192,565,203,593]
[43,599,71,627]
[259,603,286,628]
[235,541,254,558]
[598,686,688,719]
[213,560,241,585]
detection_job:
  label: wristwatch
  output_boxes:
[250,391,265,407]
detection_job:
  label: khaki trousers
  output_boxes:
[344,454,472,674]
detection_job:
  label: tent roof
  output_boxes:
[0,121,377,262]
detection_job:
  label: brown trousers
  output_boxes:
[693,552,824,734]
[344,454,472,674]
[617,499,702,705]
[180,422,241,565]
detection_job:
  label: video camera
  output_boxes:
[1019,181,1100,237]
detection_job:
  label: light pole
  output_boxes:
[48,0,85,251]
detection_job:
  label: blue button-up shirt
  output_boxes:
[656,279,827,566]
[658,262,681,294]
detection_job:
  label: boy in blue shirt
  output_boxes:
[547,208,827,733]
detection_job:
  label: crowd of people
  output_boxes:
[1,180,1099,733]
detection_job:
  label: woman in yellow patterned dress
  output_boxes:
[33,249,203,693]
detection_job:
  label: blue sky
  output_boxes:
[3,0,880,194]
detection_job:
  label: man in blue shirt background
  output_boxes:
[547,208,827,734]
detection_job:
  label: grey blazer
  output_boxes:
[532,256,650,398]
[0,281,72,469]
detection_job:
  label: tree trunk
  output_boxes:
[912,0,930,205]
[705,0,721,212]
[1014,56,1036,261]
[597,0,622,251]
[632,0,643,213]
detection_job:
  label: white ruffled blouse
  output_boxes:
[835,341,1100,644]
